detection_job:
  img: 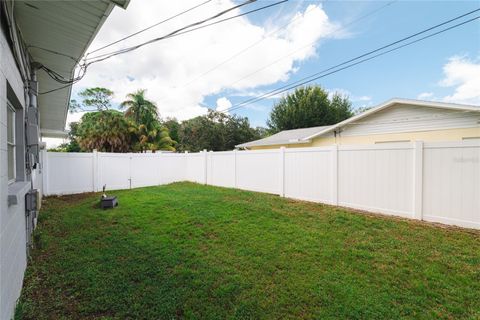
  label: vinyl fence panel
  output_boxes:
[98,153,131,191]
[236,150,280,194]
[46,152,94,195]
[158,154,187,184]
[185,152,206,184]
[422,141,480,229]
[207,151,236,188]
[284,147,334,203]
[130,153,161,188]
[337,144,414,218]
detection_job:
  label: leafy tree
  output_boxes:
[121,89,175,152]
[163,117,180,143]
[59,122,82,152]
[70,87,114,112]
[267,86,353,133]
[76,110,132,152]
[177,110,263,152]
[128,122,175,152]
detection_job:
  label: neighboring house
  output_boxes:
[0,1,129,319]
[237,99,480,150]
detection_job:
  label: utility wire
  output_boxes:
[39,0,281,95]
[86,0,259,62]
[87,0,213,55]
[225,0,398,89]
[221,9,480,114]
[179,1,317,87]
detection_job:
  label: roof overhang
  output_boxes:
[14,0,129,134]
[236,139,312,148]
[40,129,68,139]
[304,98,480,141]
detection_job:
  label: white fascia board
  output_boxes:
[41,129,68,138]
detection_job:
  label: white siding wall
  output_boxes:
[341,104,480,136]
[0,28,29,320]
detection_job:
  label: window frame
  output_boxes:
[7,100,16,184]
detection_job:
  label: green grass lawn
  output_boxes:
[16,182,480,320]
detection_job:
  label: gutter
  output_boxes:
[40,129,68,139]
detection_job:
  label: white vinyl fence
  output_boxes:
[42,140,480,229]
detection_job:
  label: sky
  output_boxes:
[47,0,480,146]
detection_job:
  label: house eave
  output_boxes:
[303,98,480,141]
[236,139,312,149]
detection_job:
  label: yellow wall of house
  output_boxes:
[249,127,480,150]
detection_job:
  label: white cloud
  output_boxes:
[357,95,372,102]
[439,55,480,104]
[74,1,339,120]
[417,92,434,100]
[215,97,232,114]
[327,88,372,105]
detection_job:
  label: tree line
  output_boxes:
[53,85,354,153]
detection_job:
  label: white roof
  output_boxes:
[236,125,332,148]
[14,0,129,136]
[237,98,480,148]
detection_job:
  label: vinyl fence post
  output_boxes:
[233,149,238,189]
[331,144,338,206]
[279,147,285,197]
[41,149,49,196]
[413,141,424,220]
[92,149,98,192]
[203,149,208,185]
[208,151,213,185]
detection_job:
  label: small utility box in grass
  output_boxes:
[100,185,118,209]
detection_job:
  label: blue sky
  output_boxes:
[69,0,480,130]
[202,0,480,127]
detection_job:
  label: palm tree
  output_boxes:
[120,89,159,126]
[77,110,132,152]
[121,89,175,152]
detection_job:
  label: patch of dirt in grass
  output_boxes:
[45,192,97,207]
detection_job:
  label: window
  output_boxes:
[7,101,15,183]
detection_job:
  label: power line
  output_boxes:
[86,0,260,62]
[179,1,319,88]
[39,0,281,95]
[87,0,214,55]
[221,9,480,114]
[226,16,480,113]
[225,0,398,89]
